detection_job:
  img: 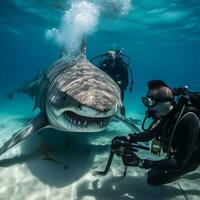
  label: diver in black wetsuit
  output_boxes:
[113,80,200,185]
[99,50,129,115]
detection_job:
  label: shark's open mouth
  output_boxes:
[64,111,110,130]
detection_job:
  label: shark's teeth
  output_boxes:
[64,111,110,129]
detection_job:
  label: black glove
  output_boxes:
[112,136,130,143]
[128,134,137,143]
[112,136,130,144]
[122,151,141,167]
[112,134,136,144]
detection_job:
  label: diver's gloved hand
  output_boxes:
[112,136,130,144]
[122,152,144,167]
[112,134,137,144]
[127,134,137,143]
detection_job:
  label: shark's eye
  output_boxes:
[78,104,82,110]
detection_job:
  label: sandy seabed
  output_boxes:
[0,97,200,200]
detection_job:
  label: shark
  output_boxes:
[1,39,139,156]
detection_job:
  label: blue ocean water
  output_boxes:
[1,0,200,115]
[0,0,200,199]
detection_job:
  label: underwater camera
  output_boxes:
[96,138,149,177]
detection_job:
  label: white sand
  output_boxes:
[0,98,200,200]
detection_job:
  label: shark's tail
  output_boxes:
[114,114,142,132]
[6,70,46,100]
[6,70,49,111]
[6,86,27,100]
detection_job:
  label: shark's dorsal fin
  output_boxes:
[80,37,86,57]
[59,37,86,59]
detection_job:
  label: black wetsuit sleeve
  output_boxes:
[130,122,162,142]
[143,112,200,170]
[143,157,179,170]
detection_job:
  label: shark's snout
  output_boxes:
[92,96,113,111]
[46,89,120,132]
[46,57,122,132]
[87,93,120,117]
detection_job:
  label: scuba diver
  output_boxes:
[112,80,200,185]
[91,49,134,116]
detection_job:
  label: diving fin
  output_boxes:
[0,114,48,156]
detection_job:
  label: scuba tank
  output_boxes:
[90,49,134,92]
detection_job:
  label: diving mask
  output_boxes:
[107,50,116,60]
[142,96,173,108]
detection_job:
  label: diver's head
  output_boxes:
[142,80,174,119]
[106,50,117,61]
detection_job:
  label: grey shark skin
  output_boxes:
[1,41,138,156]
[45,53,122,132]
[0,42,139,155]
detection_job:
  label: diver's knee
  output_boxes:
[147,177,163,186]
[147,178,162,186]
[146,171,166,186]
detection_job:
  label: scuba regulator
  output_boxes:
[141,113,162,156]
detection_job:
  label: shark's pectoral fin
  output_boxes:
[0,114,48,156]
[6,70,49,111]
[113,114,141,132]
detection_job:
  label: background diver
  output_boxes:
[112,80,200,185]
[91,49,134,116]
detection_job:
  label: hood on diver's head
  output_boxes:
[143,80,174,119]
[106,50,117,61]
